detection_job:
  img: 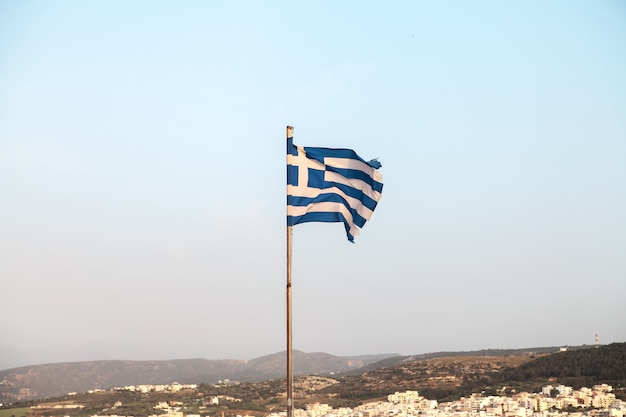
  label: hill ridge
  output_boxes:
[1,344,622,405]
[0,351,394,404]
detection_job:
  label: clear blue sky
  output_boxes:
[1,1,625,371]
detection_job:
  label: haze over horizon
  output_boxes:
[0,343,619,373]
[1,1,625,372]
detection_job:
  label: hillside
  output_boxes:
[340,345,572,375]
[196,344,625,408]
[493,341,626,390]
[322,343,626,404]
[1,343,624,409]
[0,351,392,404]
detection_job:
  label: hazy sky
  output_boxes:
[1,1,625,371]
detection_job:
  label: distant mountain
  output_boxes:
[339,345,571,375]
[2,344,621,407]
[0,351,396,404]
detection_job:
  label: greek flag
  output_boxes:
[287,133,383,242]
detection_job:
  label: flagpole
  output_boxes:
[286,125,294,417]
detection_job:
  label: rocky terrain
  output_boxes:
[2,343,624,408]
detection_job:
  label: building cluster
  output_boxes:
[113,383,198,393]
[90,389,241,417]
[268,385,625,417]
[26,383,623,417]
[31,404,85,410]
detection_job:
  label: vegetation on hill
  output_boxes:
[340,346,566,375]
[0,352,388,404]
[1,343,624,417]
[320,343,626,404]
[323,355,534,404]
[491,342,626,394]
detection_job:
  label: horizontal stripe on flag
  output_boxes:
[325,165,383,193]
[321,170,382,205]
[287,204,360,240]
[287,177,377,220]
[288,193,368,228]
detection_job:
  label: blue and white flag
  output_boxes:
[287,132,383,242]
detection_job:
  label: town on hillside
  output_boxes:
[9,382,624,417]
[270,384,623,417]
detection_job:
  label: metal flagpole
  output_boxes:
[286,125,294,417]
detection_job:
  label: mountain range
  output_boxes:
[0,350,394,404]
[1,344,622,406]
